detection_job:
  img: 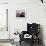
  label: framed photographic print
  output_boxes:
[16,10,25,17]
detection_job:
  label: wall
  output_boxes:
[8,0,46,46]
[9,0,46,44]
[0,0,8,3]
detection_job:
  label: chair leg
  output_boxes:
[30,39,34,46]
[20,41,21,45]
[30,41,34,46]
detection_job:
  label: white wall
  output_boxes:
[8,0,46,46]
[9,0,45,41]
[0,0,8,3]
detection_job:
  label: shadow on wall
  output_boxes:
[40,25,45,46]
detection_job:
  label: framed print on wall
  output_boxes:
[16,10,25,17]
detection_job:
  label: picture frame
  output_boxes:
[16,10,25,17]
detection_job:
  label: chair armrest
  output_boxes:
[19,31,27,41]
[22,31,28,35]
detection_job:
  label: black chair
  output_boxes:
[19,23,40,46]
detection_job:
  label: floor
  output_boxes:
[0,43,13,46]
[19,41,43,46]
[0,41,43,46]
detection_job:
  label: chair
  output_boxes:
[19,23,40,46]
